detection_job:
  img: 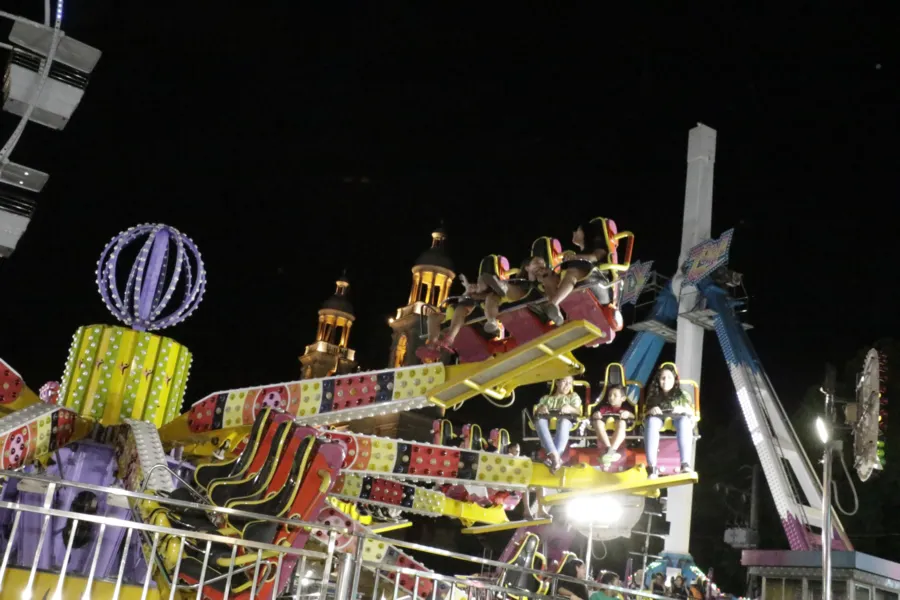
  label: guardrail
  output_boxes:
[0,467,672,599]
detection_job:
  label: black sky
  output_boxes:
[1,1,898,570]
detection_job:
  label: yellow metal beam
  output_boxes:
[461,518,553,535]
[369,520,413,534]
[541,471,699,505]
[428,320,601,410]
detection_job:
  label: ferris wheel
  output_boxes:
[0,0,100,258]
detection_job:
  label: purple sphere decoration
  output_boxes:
[96,223,207,332]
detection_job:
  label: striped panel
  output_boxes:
[331,431,533,489]
[59,325,192,426]
[184,363,447,429]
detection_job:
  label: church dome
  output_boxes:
[321,275,353,316]
[414,227,454,272]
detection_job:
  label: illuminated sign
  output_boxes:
[681,229,734,285]
[620,260,654,306]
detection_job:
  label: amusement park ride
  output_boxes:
[0,5,892,600]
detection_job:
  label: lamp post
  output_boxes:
[816,416,833,600]
[567,495,624,579]
[818,363,838,600]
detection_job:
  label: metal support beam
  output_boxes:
[667,123,717,554]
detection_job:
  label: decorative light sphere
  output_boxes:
[96,223,206,332]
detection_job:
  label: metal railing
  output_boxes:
[0,467,674,599]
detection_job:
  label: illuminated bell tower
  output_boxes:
[300,273,358,379]
[388,226,455,368]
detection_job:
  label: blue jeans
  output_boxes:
[536,417,572,457]
[644,415,693,467]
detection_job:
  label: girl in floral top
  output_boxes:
[534,376,582,473]
[644,363,695,478]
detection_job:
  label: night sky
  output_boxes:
[1,1,897,583]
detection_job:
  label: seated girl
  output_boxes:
[590,384,634,465]
[533,376,582,473]
[557,557,590,600]
[643,363,695,478]
[544,219,610,326]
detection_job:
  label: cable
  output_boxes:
[592,540,608,561]
[832,449,859,516]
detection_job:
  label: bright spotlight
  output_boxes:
[567,495,623,525]
[816,417,829,444]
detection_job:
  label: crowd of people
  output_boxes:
[533,362,696,478]
[551,562,712,600]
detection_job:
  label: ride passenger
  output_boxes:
[482,251,557,331]
[417,256,510,360]
[533,376,582,473]
[557,557,589,600]
[590,384,634,465]
[644,363,695,478]
[591,573,624,600]
[544,220,610,326]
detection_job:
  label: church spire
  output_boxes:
[300,272,358,378]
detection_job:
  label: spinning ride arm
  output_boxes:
[621,285,679,385]
[701,282,852,551]
[160,320,599,455]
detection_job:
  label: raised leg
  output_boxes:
[445,305,475,345]
[549,266,590,307]
[483,293,501,333]
[425,310,443,345]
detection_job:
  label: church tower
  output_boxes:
[388,226,456,368]
[300,273,358,379]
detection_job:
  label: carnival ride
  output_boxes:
[0,0,101,257]
[0,212,705,600]
[0,75,882,599]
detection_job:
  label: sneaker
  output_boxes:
[484,319,500,334]
[544,304,565,326]
[648,467,659,480]
[680,463,693,474]
[605,448,622,462]
[613,309,624,330]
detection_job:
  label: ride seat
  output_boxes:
[489,428,511,453]
[163,440,342,600]
[557,217,634,316]
[461,423,486,451]
[540,551,578,594]
[193,408,276,491]
[526,379,590,432]
[585,363,641,433]
[478,254,513,284]
[531,237,565,270]
[639,362,702,432]
[432,419,459,447]
[497,532,546,596]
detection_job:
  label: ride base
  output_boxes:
[743,549,900,600]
